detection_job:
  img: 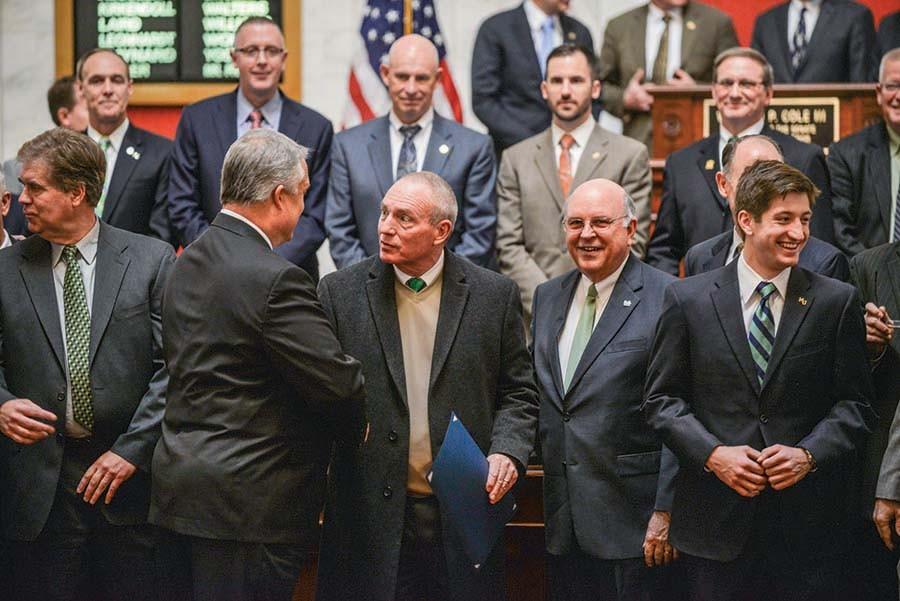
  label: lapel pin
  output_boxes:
[705,159,715,170]
[438,144,450,155]
[798,297,807,306]
[592,151,600,160]
[623,299,632,307]
[686,20,696,31]
[126,146,140,160]
[567,31,576,40]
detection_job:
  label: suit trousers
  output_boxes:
[843,518,900,601]
[8,438,159,601]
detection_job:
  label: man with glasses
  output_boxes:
[646,47,833,276]
[168,16,333,279]
[828,48,900,256]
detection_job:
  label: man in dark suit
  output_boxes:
[150,129,365,601]
[316,172,539,601]
[751,0,878,83]
[643,159,874,601]
[326,35,496,269]
[532,178,677,600]
[168,16,332,278]
[598,0,738,148]
[878,11,900,56]
[77,48,173,245]
[685,134,849,281]
[646,47,834,276]
[0,127,174,601]
[471,1,595,153]
[828,48,900,257]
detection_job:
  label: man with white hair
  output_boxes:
[151,128,366,601]
[0,174,16,249]
[317,171,539,601]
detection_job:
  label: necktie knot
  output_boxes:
[406,277,426,293]
[586,283,598,300]
[249,109,264,129]
[62,245,79,265]
[99,137,112,152]
[399,124,422,141]
[541,16,554,33]
[560,133,575,151]
[662,13,672,24]
[756,281,777,302]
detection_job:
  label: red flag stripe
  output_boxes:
[348,70,376,123]
[439,60,463,123]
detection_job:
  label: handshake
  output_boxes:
[705,443,816,497]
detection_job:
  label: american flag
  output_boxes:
[342,0,463,128]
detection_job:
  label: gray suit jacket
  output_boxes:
[325,114,497,269]
[0,223,173,540]
[497,124,651,323]
[316,252,539,601]
[532,255,676,559]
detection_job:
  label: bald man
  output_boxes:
[532,179,678,600]
[326,34,498,270]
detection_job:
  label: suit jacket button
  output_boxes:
[388,430,398,442]
[383,486,393,498]
[563,412,571,422]
[759,414,769,424]
[57,392,65,402]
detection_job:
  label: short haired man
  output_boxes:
[47,75,89,131]
[497,44,651,325]
[532,179,677,600]
[77,48,174,244]
[0,174,21,249]
[685,134,848,281]
[829,48,900,256]
[644,159,874,601]
[316,171,539,601]
[472,0,596,153]
[326,34,497,269]
[646,47,834,276]
[0,127,175,601]
[150,129,365,601]
[598,0,738,148]
[168,16,333,278]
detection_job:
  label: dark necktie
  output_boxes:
[893,168,900,243]
[791,7,808,73]
[62,245,93,431]
[396,124,422,180]
[652,14,672,84]
[406,277,426,293]
[249,109,263,129]
[748,281,777,386]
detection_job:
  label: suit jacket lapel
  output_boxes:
[102,125,141,221]
[711,262,761,395]
[89,224,129,367]
[429,253,469,390]
[366,260,408,409]
[797,0,834,77]
[572,125,609,189]
[19,240,66,372]
[762,269,813,391]
[869,123,894,238]
[566,256,641,403]
[886,247,900,355]
[516,4,544,78]
[276,92,304,141]
[368,117,394,201]
[680,2,699,71]
[705,232,733,272]
[216,91,240,158]
[773,4,794,80]
[422,115,452,176]
[544,270,579,408]
[534,131,565,211]
[696,136,727,211]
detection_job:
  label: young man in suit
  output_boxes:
[316,172,539,601]
[644,159,874,601]
[751,0,878,83]
[598,0,738,149]
[828,48,900,256]
[77,48,174,245]
[532,179,677,600]
[168,16,332,279]
[472,0,595,153]
[0,127,175,601]
[150,129,365,601]
[326,35,497,269]
[685,134,848,281]
[646,47,833,276]
[497,44,651,325]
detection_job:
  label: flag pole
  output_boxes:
[403,0,413,35]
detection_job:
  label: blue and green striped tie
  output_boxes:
[748,281,777,386]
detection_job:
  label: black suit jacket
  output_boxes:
[684,230,849,281]
[316,252,539,601]
[643,263,875,561]
[167,90,333,277]
[878,11,900,56]
[828,121,895,256]
[532,255,676,559]
[471,4,595,152]
[4,193,25,238]
[149,213,365,546]
[0,223,174,540]
[751,0,878,83]
[100,124,173,245]
[646,126,833,275]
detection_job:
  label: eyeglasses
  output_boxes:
[564,215,629,233]
[714,79,765,91]
[879,82,900,94]
[233,46,285,59]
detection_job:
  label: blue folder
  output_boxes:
[428,412,517,568]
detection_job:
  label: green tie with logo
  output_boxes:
[564,284,597,390]
[96,137,112,217]
[62,245,93,431]
[406,277,426,293]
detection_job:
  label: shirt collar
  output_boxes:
[552,115,596,151]
[220,208,273,249]
[721,117,765,142]
[524,0,560,32]
[580,252,629,299]
[648,2,683,22]
[737,253,791,307]
[791,0,822,12]
[389,107,434,134]
[237,89,283,129]
[51,217,100,267]
[87,118,129,151]
[0,229,10,250]
[393,250,445,289]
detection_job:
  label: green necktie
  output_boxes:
[406,277,426,293]
[62,245,93,431]
[748,281,777,386]
[564,284,598,390]
[96,137,112,217]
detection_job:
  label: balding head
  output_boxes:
[387,34,439,70]
[381,35,442,124]
[717,134,784,212]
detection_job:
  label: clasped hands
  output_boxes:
[623,68,697,112]
[705,444,813,497]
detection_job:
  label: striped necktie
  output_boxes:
[748,281,777,386]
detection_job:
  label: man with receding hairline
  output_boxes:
[317,171,538,601]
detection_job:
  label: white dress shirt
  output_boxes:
[393,250,445,289]
[558,257,628,376]
[645,4,684,82]
[788,0,822,52]
[524,0,563,60]
[727,227,744,265]
[737,254,791,338]
[88,118,129,194]
[236,90,283,138]
[551,116,596,179]
[389,108,434,178]
[719,117,765,168]
[220,208,273,249]
[51,218,100,437]
[0,229,11,250]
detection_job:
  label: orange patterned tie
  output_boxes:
[558,133,575,197]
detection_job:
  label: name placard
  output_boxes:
[703,97,840,148]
